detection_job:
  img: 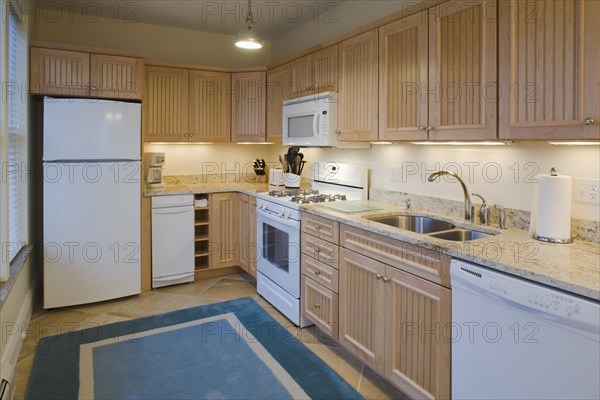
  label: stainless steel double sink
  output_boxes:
[364,214,496,241]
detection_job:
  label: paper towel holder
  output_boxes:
[531,167,573,244]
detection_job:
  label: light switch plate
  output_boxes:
[574,178,600,204]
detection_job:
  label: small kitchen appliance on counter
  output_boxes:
[269,168,284,186]
[145,152,165,188]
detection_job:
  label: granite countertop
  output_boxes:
[144,182,599,301]
[301,200,600,301]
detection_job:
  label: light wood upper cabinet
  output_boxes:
[379,13,429,140]
[30,48,90,97]
[384,266,451,399]
[313,45,339,93]
[209,193,239,269]
[232,71,267,142]
[188,70,231,142]
[143,66,189,141]
[90,54,144,99]
[338,30,379,141]
[288,55,313,98]
[266,64,289,141]
[428,0,498,140]
[499,0,600,139]
[339,247,386,371]
[30,47,143,99]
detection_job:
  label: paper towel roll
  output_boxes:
[529,173,572,242]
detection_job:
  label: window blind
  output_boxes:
[7,5,27,262]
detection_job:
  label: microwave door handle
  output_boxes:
[313,112,320,138]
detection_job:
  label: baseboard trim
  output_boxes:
[0,279,35,399]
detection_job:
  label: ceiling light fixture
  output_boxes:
[235,0,263,50]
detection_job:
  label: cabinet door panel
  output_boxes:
[247,196,257,277]
[338,30,379,141]
[266,65,289,141]
[30,48,89,97]
[209,193,239,269]
[429,0,497,140]
[385,266,451,399]
[90,54,143,100]
[238,194,250,272]
[302,275,339,340]
[232,72,266,142]
[499,0,599,139]
[289,55,313,98]
[189,70,231,142]
[313,45,338,93]
[143,66,189,141]
[339,248,386,372]
[379,13,429,140]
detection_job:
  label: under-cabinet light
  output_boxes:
[236,142,274,145]
[548,141,600,146]
[411,141,512,146]
[370,141,394,145]
[148,142,214,145]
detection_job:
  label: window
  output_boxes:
[1,0,28,281]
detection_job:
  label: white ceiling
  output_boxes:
[53,0,346,40]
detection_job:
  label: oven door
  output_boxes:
[256,207,301,298]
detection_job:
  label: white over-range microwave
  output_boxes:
[282,91,338,147]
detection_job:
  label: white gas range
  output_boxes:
[256,162,368,327]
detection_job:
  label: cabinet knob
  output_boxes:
[90,85,97,91]
[82,84,89,90]
[314,224,321,231]
[584,118,596,126]
[418,125,426,130]
[314,246,320,253]
[314,269,321,276]
[426,125,434,131]
[376,273,382,280]
[314,303,321,309]
[382,276,390,283]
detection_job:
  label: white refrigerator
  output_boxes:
[43,97,141,308]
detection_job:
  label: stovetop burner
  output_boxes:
[268,189,318,198]
[289,193,347,204]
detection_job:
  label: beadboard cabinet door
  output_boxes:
[231,71,267,142]
[188,70,231,142]
[339,248,386,372]
[266,64,289,141]
[238,194,257,277]
[30,48,90,97]
[313,45,339,93]
[288,55,313,98]
[384,266,451,399]
[428,0,498,140]
[209,193,239,269]
[90,54,143,100]
[499,0,600,139]
[379,13,429,141]
[143,66,189,142]
[338,31,379,141]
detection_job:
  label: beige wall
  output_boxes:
[35,15,271,67]
[270,0,412,62]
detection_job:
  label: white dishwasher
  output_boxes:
[451,259,600,400]
[151,195,195,288]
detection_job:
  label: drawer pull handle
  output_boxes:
[315,246,320,253]
[314,224,321,231]
[314,303,321,309]
[382,276,390,283]
[376,273,382,280]
[314,270,321,276]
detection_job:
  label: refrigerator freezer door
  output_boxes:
[43,162,141,308]
[43,97,141,161]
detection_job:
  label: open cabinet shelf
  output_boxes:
[194,194,210,271]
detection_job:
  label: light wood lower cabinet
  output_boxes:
[238,194,257,277]
[339,242,451,399]
[301,275,339,340]
[209,192,239,269]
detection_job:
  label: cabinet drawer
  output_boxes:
[302,256,339,293]
[301,233,339,268]
[302,213,339,244]
[340,224,450,288]
[302,275,339,340]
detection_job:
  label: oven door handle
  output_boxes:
[257,208,300,228]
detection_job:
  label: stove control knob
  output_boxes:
[282,209,290,218]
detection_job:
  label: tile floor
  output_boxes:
[15,273,409,399]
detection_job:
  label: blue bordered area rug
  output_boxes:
[26,297,363,399]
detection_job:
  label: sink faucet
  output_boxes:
[427,170,474,222]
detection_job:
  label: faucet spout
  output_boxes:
[427,170,474,222]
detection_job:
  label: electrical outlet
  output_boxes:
[574,178,600,204]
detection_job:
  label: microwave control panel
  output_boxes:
[321,111,329,138]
